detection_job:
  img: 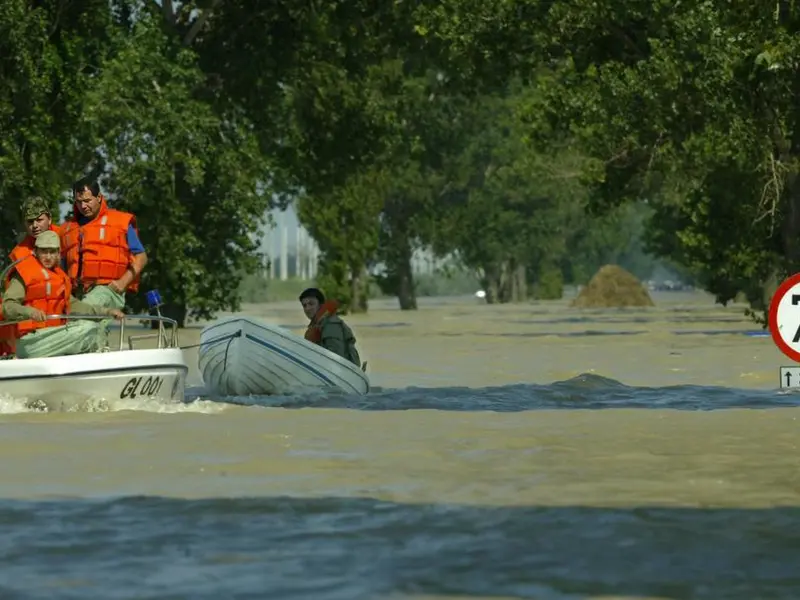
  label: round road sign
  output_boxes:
[768,273,800,362]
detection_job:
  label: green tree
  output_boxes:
[370,67,463,310]
[413,0,800,322]
[288,60,450,312]
[297,167,387,313]
[564,201,660,285]
[0,0,112,258]
[432,84,594,303]
[80,11,274,324]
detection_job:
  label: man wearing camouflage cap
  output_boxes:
[2,231,124,359]
[9,196,60,263]
[0,195,59,356]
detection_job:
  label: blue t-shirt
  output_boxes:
[127,224,145,254]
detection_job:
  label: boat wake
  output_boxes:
[2,374,798,414]
[191,373,800,412]
[0,385,226,414]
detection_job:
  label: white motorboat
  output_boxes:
[0,301,188,411]
[198,316,369,397]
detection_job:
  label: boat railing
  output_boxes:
[1,313,180,351]
[0,288,182,352]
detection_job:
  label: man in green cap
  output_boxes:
[9,196,60,263]
[2,231,124,359]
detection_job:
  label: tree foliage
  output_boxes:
[80,11,273,323]
[0,0,111,253]
[2,0,725,324]
[411,0,800,320]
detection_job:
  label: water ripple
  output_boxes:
[0,496,798,599]
[208,374,799,412]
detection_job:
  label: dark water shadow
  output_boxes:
[509,316,749,325]
[200,374,799,412]
[440,330,649,338]
[277,322,413,330]
[441,330,764,338]
[0,495,798,599]
[671,330,765,336]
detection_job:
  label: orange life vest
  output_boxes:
[14,255,72,337]
[60,196,140,293]
[0,302,15,356]
[9,224,61,263]
[304,300,340,344]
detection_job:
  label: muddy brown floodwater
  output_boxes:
[0,290,798,600]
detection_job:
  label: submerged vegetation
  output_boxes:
[2,0,795,323]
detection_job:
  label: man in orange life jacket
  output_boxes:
[299,287,363,368]
[9,196,60,262]
[0,196,60,357]
[59,177,148,309]
[2,231,125,359]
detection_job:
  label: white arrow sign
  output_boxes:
[779,366,800,388]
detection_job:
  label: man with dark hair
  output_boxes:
[299,287,363,368]
[59,176,148,308]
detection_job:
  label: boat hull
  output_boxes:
[0,348,188,411]
[198,317,369,397]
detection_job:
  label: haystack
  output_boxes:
[571,264,654,308]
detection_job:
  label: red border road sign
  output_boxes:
[769,273,800,362]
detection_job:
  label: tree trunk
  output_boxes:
[396,251,417,310]
[741,267,780,315]
[481,263,501,304]
[779,179,800,271]
[377,211,418,310]
[777,91,800,271]
[510,262,527,303]
[349,266,369,313]
[496,259,514,303]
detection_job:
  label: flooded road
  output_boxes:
[1,291,798,599]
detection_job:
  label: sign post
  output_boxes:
[768,273,800,388]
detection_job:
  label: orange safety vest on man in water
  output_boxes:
[12,254,71,338]
[304,299,341,344]
[59,196,141,295]
[302,296,363,368]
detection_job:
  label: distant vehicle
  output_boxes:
[645,280,694,292]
